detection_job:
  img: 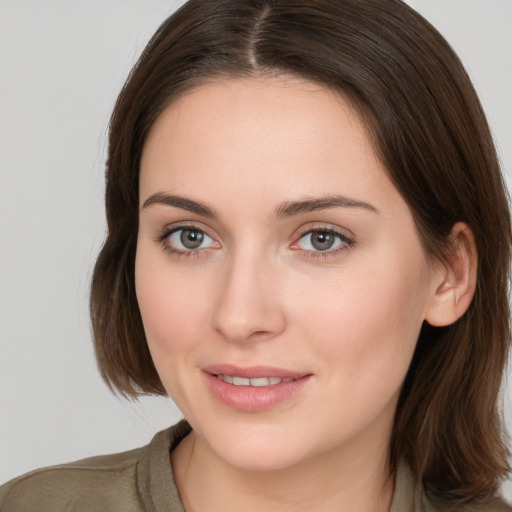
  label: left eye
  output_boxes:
[168,228,215,250]
[296,230,348,252]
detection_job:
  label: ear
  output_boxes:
[425,222,478,327]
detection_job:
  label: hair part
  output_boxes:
[90,0,511,504]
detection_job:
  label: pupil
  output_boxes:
[180,229,204,249]
[311,231,334,251]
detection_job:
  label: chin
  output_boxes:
[194,419,318,473]
[216,441,308,473]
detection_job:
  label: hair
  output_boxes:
[90,0,511,504]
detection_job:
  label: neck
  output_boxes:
[171,427,395,512]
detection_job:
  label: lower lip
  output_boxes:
[204,373,312,412]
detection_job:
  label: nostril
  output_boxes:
[247,330,273,341]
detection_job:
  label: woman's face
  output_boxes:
[136,77,441,472]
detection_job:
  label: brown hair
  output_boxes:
[90,0,511,504]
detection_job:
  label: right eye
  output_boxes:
[165,227,217,253]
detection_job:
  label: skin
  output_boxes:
[135,76,475,512]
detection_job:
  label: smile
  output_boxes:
[203,366,313,412]
[216,375,297,386]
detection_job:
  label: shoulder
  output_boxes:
[393,463,511,512]
[0,421,191,512]
[425,495,512,512]
[0,448,144,512]
[429,498,512,512]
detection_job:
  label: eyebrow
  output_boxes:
[141,192,379,218]
[274,195,380,218]
[142,192,217,217]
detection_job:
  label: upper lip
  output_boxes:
[202,364,309,379]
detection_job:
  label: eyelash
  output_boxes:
[290,227,354,260]
[156,224,355,260]
[156,224,218,259]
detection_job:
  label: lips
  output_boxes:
[202,364,312,412]
[203,364,307,380]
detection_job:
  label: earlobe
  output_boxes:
[425,222,478,327]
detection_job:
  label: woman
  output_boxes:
[1,0,510,510]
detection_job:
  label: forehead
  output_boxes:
[139,76,399,215]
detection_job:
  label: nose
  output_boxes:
[210,248,286,343]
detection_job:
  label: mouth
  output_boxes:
[202,365,312,412]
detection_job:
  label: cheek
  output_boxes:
[134,247,215,408]
[134,246,208,357]
[292,249,431,387]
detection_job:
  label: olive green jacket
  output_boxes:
[1,420,510,512]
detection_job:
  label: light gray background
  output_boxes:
[1,0,511,501]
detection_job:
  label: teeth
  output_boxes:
[232,377,250,386]
[217,375,296,386]
[250,377,270,387]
